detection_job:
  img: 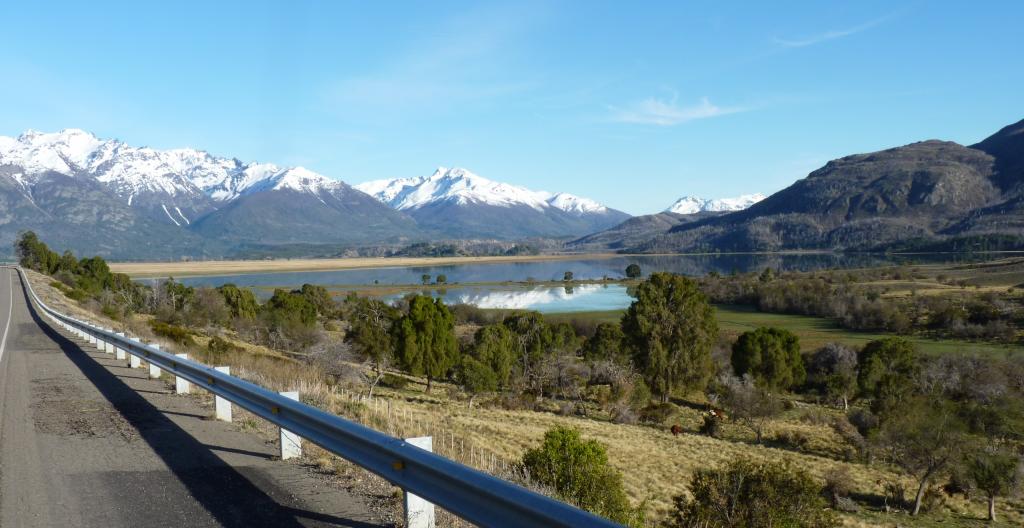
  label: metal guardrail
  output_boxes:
[9,266,621,528]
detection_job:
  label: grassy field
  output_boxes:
[546,305,1024,357]
[360,379,1024,527]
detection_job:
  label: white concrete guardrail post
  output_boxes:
[404,436,436,528]
[129,338,142,369]
[214,366,232,422]
[149,344,163,379]
[279,391,302,460]
[114,333,127,360]
[174,354,191,394]
[104,328,115,354]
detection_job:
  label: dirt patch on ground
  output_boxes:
[30,376,137,441]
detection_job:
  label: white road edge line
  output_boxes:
[0,269,12,362]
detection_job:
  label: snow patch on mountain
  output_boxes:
[174,206,191,225]
[546,192,607,214]
[356,167,610,214]
[665,193,766,214]
[162,204,181,226]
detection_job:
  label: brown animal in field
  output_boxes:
[670,424,682,437]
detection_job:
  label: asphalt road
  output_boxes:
[0,268,382,527]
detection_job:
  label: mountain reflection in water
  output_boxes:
[386,284,633,313]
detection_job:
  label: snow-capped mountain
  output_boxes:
[665,193,766,215]
[0,128,627,257]
[0,129,348,206]
[356,167,628,239]
[357,167,609,214]
[0,129,416,258]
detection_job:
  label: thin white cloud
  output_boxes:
[610,96,744,126]
[319,4,540,120]
[774,11,901,48]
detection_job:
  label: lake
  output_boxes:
[164,253,996,313]
[381,284,634,313]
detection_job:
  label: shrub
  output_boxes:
[65,288,91,302]
[217,284,259,320]
[380,373,409,390]
[100,304,121,320]
[638,402,676,425]
[699,411,722,437]
[731,326,804,391]
[667,458,838,528]
[521,426,642,525]
[149,320,196,346]
[846,408,879,437]
[609,403,638,424]
[207,335,243,359]
[627,379,651,409]
[805,342,857,409]
[771,430,811,452]
[823,467,853,508]
[884,481,907,510]
[716,374,783,444]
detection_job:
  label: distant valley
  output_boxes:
[3,118,1022,260]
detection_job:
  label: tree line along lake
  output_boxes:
[149,253,1004,314]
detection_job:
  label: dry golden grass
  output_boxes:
[108,253,624,278]
[351,381,1024,526]
[355,383,891,521]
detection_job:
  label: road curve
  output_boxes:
[0,268,382,527]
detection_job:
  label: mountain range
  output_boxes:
[356,167,630,239]
[4,118,1021,260]
[0,129,628,258]
[574,118,1024,253]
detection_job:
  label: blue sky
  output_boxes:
[1,1,1021,215]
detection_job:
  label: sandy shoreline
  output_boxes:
[109,253,627,278]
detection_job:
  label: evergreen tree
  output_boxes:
[731,327,805,391]
[457,356,498,407]
[583,323,627,363]
[217,284,260,320]
[471,323,516,389]
[395,295,458,391]
[622,273,718,401]
[857,337,920,419]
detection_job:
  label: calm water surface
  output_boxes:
[166,253,997,313]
